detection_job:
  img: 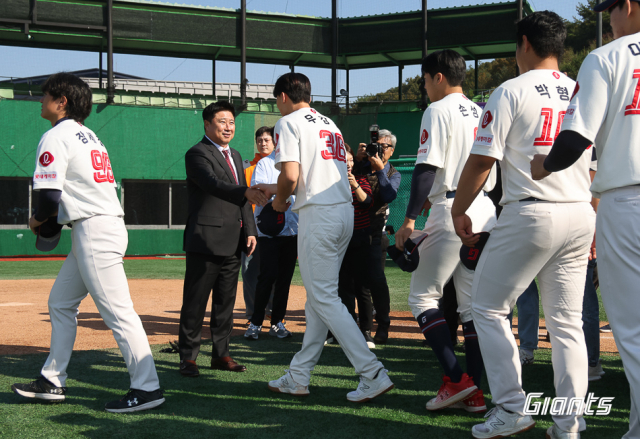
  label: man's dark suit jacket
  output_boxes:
[183,136,257,254]
[179,135,257,361]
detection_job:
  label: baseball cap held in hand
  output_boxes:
[36,217,63,252]
[387,235,428,273]
[256,202,285,237]
[459,231,491,271]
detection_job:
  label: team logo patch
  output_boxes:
[420,129,429,145]
[310,109,317,114]
[570,82,580,101]
[274,133,279,147]
[481,111,493,129]
[39,152,54,167]
[553,72,561,79]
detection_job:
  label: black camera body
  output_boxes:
[365,124,383,157]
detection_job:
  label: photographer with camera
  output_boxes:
[353,127,401,344]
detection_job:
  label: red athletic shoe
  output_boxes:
[450,389,487,413]
[425,373,477,411]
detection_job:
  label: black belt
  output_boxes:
[520,197,548,202]
[445,191,488,199]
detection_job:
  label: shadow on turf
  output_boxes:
[0,338,632,438]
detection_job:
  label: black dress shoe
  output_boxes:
[179,360,199,377]
[211,356,247,372]
[373,324,389,344]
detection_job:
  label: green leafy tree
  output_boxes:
[565,0,612,52]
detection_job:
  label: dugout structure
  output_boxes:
[0,0,532,256]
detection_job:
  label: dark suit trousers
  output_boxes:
[179,250,241,360]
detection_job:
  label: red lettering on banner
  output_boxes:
[420,129,429,145]
[481,111,493,129]
[39,152,54,167]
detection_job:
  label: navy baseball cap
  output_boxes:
[256,202,285,237]
[459,232,491,271]
[594,0,640,12]
[36,217,63,252]
[387,235,428,273]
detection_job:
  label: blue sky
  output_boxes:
[0,0,589,98]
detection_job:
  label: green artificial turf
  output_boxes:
[0,338,630,439]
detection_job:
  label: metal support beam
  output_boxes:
[458,46,475,59]
[516,0,522,76]
[240,0,247,105]
[379,52,399,66]
[212,48,220,98]
[99,51,103,89]
[474,59,479,96]
[422,0,428,57]
[398,65,403,101]
[597,1,603,48]
[331,0,338,108]
[346,68,350,116]
[106,0,114,104]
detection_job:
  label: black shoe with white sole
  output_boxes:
[105,388,165,413]
[12,376,66,402]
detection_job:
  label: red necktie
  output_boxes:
[222,149,238,184]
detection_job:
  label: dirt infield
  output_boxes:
[0,279,618,356]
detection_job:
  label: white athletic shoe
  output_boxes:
[588,359,605,381]
[471,406,535,438]
[268,370,310,396]
[244,323,261,340]
[346,368,394,403]
[546,423,580,439]
[519,348,535,366]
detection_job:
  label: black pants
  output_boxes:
[179,250,241,360]
[366,234,391,326]
[250,235,298,327]
[338,229,374,331]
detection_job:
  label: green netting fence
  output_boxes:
[385,158,425,247]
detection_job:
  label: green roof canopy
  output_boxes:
[0,0,533,70]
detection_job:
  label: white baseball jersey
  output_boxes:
[562,33,640,197]
[33,118,124,224]
[471,70,592,205]
[416,93,496,202]
[274,107,352,211]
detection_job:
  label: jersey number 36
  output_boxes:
[319,130,346,162]
[91,150,115,183]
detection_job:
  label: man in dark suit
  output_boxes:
[178,101,267,377]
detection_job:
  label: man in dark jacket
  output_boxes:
[178,101,266,377]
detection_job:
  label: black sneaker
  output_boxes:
[11,376,66,402]
[600,324,612,333]
[104,388,165,413]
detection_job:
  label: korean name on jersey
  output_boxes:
[33,119,124,224]
[471,70,592,205]
[274,107,352,211]
[563,32,640,197]
[416,93,496,201]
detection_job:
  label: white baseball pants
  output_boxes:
[471,201,595,433]
[408,193,497,322]
[289,203,384,386]
[597,185,640,439]
[41,215,160,392]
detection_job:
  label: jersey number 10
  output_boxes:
[91,150,115,183]
[319,130,346,162]
[534,108,567,146]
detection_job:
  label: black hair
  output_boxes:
[41,73,93,123]
[255,126,274,140]
[202,101,236,123]
[421,50,467,87]
[516,11,566,60]
[272,73,311,104]
[344,143,353,156]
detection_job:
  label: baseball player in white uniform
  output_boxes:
[451,12,595,439]
[531,2,640,437]
[259,73,393,402]
[11,73,164,413]
[395,50,497,413]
